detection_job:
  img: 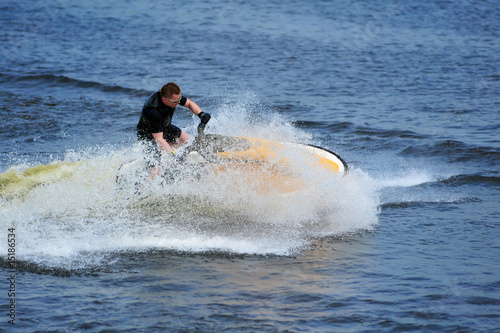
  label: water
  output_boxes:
[1,0,499,331]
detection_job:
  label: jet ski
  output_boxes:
[116,120,348,196]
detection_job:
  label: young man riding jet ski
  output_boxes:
[136,82,211,180]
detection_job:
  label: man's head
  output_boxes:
[160,82,182,106]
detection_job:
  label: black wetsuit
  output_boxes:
[136,91,187,167]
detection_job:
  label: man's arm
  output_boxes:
[183,98,202,116]
[152,132,174,153]
[184,98,211,125]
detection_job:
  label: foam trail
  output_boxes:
[374,169,437,188]
[371,162,474,209]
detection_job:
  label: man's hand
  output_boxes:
[198,111,211,125]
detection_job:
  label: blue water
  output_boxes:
[1,0,499,331]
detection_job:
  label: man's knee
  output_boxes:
[179,130,189,144]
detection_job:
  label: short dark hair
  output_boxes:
[160,82,181,98]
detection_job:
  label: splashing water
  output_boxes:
[0,98,379,270]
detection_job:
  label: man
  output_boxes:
[137,82,211,179]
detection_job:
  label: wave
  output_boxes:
[296,121,354,132]
[296,121,428,140]
[0,73,149,97]
[400,140,500,165]
[374,170,438,188]
[439,173,500,187]
[380,197,481,210]
[376,171,500,189]
[353,126,427,140]
[374,168,495,210]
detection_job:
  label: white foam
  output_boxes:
[0,98,379,269]
[374,169,437,188]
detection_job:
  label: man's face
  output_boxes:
[162,93,181,106]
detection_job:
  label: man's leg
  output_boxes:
[164,125,189,148]
[172,130,189,148]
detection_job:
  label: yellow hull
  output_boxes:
[210,162,305,195]
[205,136,347,195]
[215,137,346,174]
